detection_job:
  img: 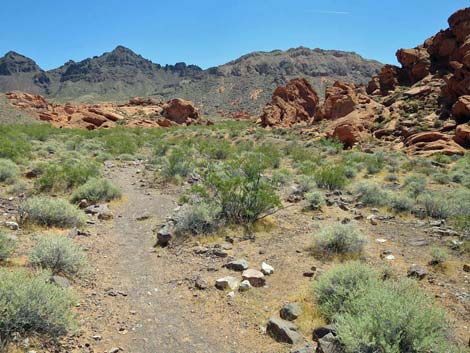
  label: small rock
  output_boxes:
[407,265,428,280]
[136,213,151,221]
[4,221,19,230]
[212,248,228,258]
[78,199,88,209]
[290,343,316,353]
[227,291,235,299]
[312,325,336,341]
[49,275,70,289]
[266,317,301,344]
[376,238,387,243]
[155,223,173,246]
[224,259,249,272]
[242,269,266,287]
[239,280,252,292]
[303,271,315,278]
[317,333,342,353]
[280,303,302,321]
[367,214,378,225]
[108,348,121,353]
[215,276,239,291]
[261,262,274,275]
[195,277,209,290]
[463,264,470,273]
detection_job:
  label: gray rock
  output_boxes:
[195,277,209,290]
[215,276,239,291]
[239,280,252,292]
[280,303,302,321]
[224,259,249,272]
[407,265,428,280]
[266,317,302,344]
[49,275,70,289]
[4,221,19,230]
[312,325,336,341]
[317,333,342,353]
[108,348,121,353]
[261,262,274,275]
[242,269,266,287]
[156,223,174,246]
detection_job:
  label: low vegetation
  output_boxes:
[0,231,16,261]
[312,224,366,258]
[71,177,121,203]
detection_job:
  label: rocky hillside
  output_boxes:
[0,46,382,115]
[260,7,470,156]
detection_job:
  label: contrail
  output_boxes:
[308,10,350,15]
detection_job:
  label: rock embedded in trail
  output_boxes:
[242,269,266,287]
[266,316,302,344]
[407,264,428,280]
[155,222,174,246]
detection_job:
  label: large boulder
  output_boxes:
[260,78,319,127]
[452,95,470,123]
[454,123,470,147]
[316,81,366,120]
[405,131,466,156]
[448,7,470,41]
[161,98,200,125]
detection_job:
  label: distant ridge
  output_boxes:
[0,46,382,114]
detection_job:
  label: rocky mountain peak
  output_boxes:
[0,51,42,75]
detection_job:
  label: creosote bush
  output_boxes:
[29,235,86,275]
[0,158,20,184]
[315,164,348,190]
[36,159,100,192]
[160,147,194,181]
[20,196,86,228]
[0,231,16,261]
[312,223,366,258]
[0,269,76,348]
[353,181,389,207]
[71,177,121,204]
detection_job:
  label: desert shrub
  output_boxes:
[343,165,357,179]
[0,159,20,184]
[385,173,398,182]
[36,159,100,192]
[305,191,325,210]
[0,269,76,348]
[29,235,86,275]
[0,231,16,261]
[432,172,451,185]
[0,131,32,162]
[312,224,366,258]
[174,203,220,236]
[430,246,448,265]
[451,172,465,183]
[315,164,347,190]
[71,178,121,203]
[403,175,427,198]
[198,154,281,224]
[271,169,293,187]
[417,193,450,219]
[198,139,233,160]
[20,196,86,228]
[335,278,453,353]
[313,261,379,321]
[104,131,138,155]
[296,175,317,194]
[388,194,414,213]
[160,147,194,180]
[353,181,390,206]
[255,142,283,169]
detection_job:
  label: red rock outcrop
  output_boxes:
[454,123,470,147]
[260,78,319,127]
[161,98,200,125]
[405,131,466,156]
[4,91,207,129]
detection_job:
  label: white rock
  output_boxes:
[4,221,19,230]
[215,276,239,291]
[239,280,252,292]
[242,269,266,287]
[261,262,274,275]
[384,255,395,261]
[376,238,387,243]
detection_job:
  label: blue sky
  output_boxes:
[0,0,467,70]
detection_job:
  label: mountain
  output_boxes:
[0,46,382,114]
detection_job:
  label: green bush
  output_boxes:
[29,235,86,275]
[353,181,390,207]
[313,261,379,321]
[0,269,76,348]
[417,193,450,219]
[271,169,293,187]
[160,147,194,180]
[71,178,121,203]
[389,194,414,213]
[432,172,451,185]
[403,175,427,198]
[36,159,100,192]
[199,154,281,224]
[312,224,366,258]
[430,246,448,265]
[296,175,317,194]
[0,130,32,162]
[0,231,16,261]
[315,164,347,190]
[0,159,20,184]
[305,191,325,210]
[20,196,86,228]
[104,131,138,155]
[335,278,453,353]
[174,203,220,236]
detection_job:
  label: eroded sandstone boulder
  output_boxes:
[260,78,319,127]
[162,98,200,125]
